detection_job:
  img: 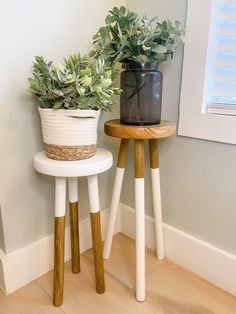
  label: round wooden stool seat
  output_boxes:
[104,119,176,139]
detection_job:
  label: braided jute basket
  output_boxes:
[38,108,100,161]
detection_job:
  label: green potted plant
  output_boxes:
[29,54,120,160]
[90,6,184,125]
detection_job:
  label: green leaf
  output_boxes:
[113,51,125,63]
[52,89,64,96]
[151,45,167,54]
[80,75,92,87]
[105,14,117,24]
[142,45,151,51]
[148,16,158,25]
[166,44,176,51]
[112,7,119,15]
[53,101,63,109]
[89,50,96,58]
[120,6,126,16]
[118,16,130,29]
[104,70,112,78]
[100,78,112,88]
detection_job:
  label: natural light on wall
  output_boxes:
[178,0,236,144]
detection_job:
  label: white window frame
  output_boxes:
[178,0,236,145]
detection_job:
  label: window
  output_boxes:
[178,0,236,144]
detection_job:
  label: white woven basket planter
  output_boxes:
[38,108,100,161]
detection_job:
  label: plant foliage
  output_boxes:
[90,6,184,65]
[28,54,121,111]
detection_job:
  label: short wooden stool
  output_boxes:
[34,148,113,306]
[103,119,176,302]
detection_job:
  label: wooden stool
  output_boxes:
[103,119,176,302]
[34,148,113,306]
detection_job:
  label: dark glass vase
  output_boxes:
[120,61,163,125]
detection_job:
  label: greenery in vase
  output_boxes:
[28,54,121,111]
[90,6,184,65]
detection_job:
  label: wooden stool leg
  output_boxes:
[87,175,105,294]
[103,139,130,259]
[134,140,145,302]
[68,177,80,274]
[53,177,66,307]
[149,139,164,260]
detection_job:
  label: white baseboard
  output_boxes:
[119,203,236,296]
[0,208,120,295]
[1,203,236,297]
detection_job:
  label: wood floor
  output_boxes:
[0,233,236,314]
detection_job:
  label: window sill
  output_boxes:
[178,111,236,145]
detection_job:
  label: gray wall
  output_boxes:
[125,0,236,255]
[0,0,124,254]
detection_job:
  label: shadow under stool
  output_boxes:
[34,148,113,306]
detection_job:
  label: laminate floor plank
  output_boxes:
[0,281,63,314]
[0,233,235,314]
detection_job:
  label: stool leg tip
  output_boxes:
[72,265,81,274]
[53,298,63,307]
[136,292,145,302]
[96,286,105,294]
[103,253,110,260]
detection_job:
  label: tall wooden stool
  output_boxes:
[103,119,176,302]
[34,148,113,306]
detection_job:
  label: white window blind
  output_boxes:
[207,0,236,115]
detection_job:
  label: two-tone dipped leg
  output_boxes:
[149,139,164,260]
[68,177,80,274]
[87,175,105,294]
[53,177,66,306]
[103,139,129,259]
[134,140,145,302]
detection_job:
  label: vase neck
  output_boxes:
[125,61,159,71]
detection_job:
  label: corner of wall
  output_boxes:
[0,249,6,293]
[0,206,6,253]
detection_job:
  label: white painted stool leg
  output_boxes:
[135,178,145,301]
[151,169,164,260]
[103,167,125,259]
[103,139,129,259]
[87,175,105,294]
[54,177,66,306]
[134,140,145,302]
[68,177,78,203]
[55,177,67,217]
[87,175,100,214]
[149,139,164,260]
